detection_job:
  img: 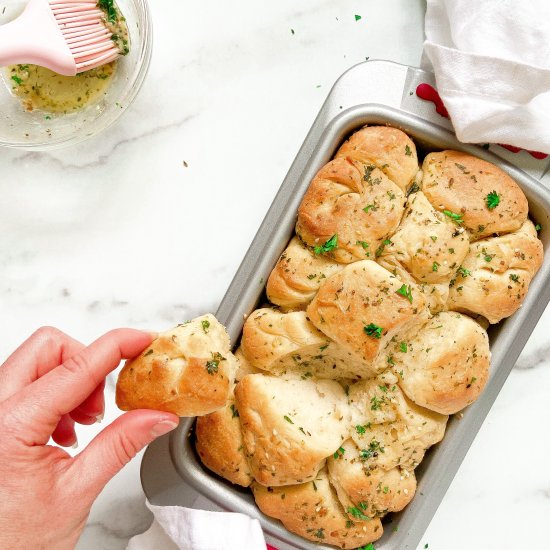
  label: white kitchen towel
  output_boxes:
[127,501,267,550]
[423,0,550,153]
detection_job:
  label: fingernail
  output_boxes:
[150,420,179,438]
[95,412,104,424]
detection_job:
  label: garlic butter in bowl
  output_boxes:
[0,0,152,150]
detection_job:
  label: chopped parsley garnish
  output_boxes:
[443,209,464,224]
[363,204,377,212]
[313,528,325,539]
[205,359,219,375]
[201,319,210,333]
[400,341,408,353]
[347,506,369,520]
[290,28,295,34]
[407,182,420,196]
[482,248,494,262]
[432,261,440,272]
[354,14,362,21]
[364,323,384,339]
[396,284,413,303]
[486,191,500,210]
[405,144,412,157]
[535,223,542,232]
[430,235,437,242]
[457,266,470,277]
[11,75,22,86]
[375,238,392,257]
[230,404,239,418]
[509,273,520,282]
[284,415,294,424]
[314,234,338,255]
[360,439,385,459]
[355,424,367,435]
[356,240,370,256]
[383,486,389,494]
[358,545,375,550]
[333,446,345,459]
[363,165,376,181]
[98,0,118,23]
[320,344,329,351]
[144,349,154,356]
[370,395,384,411]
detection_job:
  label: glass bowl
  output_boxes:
[0,0,152,150]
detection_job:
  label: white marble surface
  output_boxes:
[0,0,549,549]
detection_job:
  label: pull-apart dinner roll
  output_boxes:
[252,468,383,548]
[349,380,448,470]
[307,260,428,368]
[335,125,420,192]
[240,308,374,380]
[195,395,252,487]
[327,439,416,519]
[422,150,528,240]
[266,236,344,310]
[296,157,405,264]
[381,190,470,284]
[116,315,237,417]
[447,220,543,323]
[235,374,349,486]
[388,312,490,414]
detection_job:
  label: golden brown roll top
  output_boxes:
[382,190,470,284]
[327,439,416,519]
[235,373,350,486]
[307,260,428,367]
[116,315,237,417]
[348,379,448,471]
[266,236,344,310]
[296,157,405,264]
[388,312,490,415]
[251,467,384,548]
[335,125,420,192]
[421,150,529,240]
[447,220,543,323]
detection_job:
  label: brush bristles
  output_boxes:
[49,0,121,73]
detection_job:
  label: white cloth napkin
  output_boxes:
[127,501,267,550]
[423,0,550,153]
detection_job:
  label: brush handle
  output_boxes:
[0,0,76,75]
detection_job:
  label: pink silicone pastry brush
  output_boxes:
[0,0,125,76]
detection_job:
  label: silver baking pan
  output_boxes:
[143,64,550,550]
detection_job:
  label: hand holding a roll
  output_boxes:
[0,327,179,550]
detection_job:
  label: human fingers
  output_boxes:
[69,410,178,499]
[0,327,84,403]
[52,414,77,448]
[6,329,153,445]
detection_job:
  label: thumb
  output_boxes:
[71,410,179,497]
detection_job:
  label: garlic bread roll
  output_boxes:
[448,220,543,323]
[307,260,428,368]
[240,308,374,380]
[251,468,383,548]
[296,157,405,264]
[388,312,490,415]
[382,190,470,284]
[327,439,416,518]
[116,315,237,417]
[266,236,344,310]
[195,396,252,487]
[335,125,420,192]
[235,374,349,486]
[349,380,448,470]
[422,150,528,240]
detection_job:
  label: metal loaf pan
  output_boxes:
[167,104,550,550]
